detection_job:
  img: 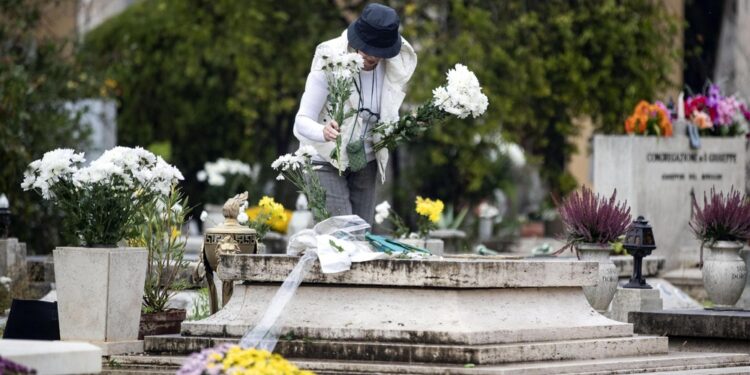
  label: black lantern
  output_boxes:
[622,216,656,289]
[0,194,9,239]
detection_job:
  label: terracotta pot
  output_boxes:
[138,309,186,339]
[702,241,747,309]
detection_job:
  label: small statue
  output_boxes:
[223,192,248,220]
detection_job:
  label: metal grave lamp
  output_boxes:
[0,194,10,239]
[622,216,657,289]
[204,192,258,271]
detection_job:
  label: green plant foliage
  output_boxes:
[396,0,678,202]
[78,0,347,207]
[0,0,98,253]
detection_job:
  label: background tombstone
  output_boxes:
[593,135,746,271]
[65,99,117,162]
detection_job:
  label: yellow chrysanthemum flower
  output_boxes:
[415,196,444,223]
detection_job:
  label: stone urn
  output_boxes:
[54,246,148,347]
[400,238,444,256]
[576,243,618,312]
[702,241,747,309]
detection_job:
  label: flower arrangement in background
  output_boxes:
[177,344,314,375]
[21,147,183,246]
[554,186,632,256]
[244,196,288,239]
[685,84,750,136]
[315,46,364,173]
[415,196,445,238]
[272,146,329,222]
[624,100,673,136]
[374,197,445,239]
[196,158,261,205]
[372,63,489,151]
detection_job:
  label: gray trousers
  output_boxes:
[314,160,378,225]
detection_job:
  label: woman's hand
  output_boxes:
[323,120,340,142]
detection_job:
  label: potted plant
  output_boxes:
[21,147,182,348]
[374,197,445,255]
[690,187,750,308]
[556,187,632,312]
[133,187,191,339]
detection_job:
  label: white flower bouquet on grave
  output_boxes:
[315,46,364,174]
[22,147,183,246]
[372,63,489,151]
[272,146,330,222]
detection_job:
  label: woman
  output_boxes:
[293,3,417,224]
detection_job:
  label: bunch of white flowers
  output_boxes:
[432,64,489,119]
[196,159,259,187]
[372,63,489,152]
[315,46,364,80]
[373,200,409,238]
[271,147,328,222]
[314,46,363,174]
[21,148,85,199]
[21,147,183,246]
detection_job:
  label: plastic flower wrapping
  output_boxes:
[177,344,314,375]
[685,84,750,136]
[372,63,488,152]
[624,100,673,136]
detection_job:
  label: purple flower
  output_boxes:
[556,186,632,245]
[690,187,750,242]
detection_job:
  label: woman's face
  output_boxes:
[357,50,382,71]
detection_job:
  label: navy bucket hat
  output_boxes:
[347,3,402,59]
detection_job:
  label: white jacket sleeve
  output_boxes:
[294,70,328,143]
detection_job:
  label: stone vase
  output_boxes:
[54,246,148,342]
[702,241,747,309]
[576,243,618,312]
[400,238,444,256]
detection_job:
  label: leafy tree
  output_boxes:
[395,0,678,205]
[0,0,96,253]
[79,0,347,207]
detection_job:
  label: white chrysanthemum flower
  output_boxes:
[196,170,207,181]
[171,203,183,214]
[375,213,385,224]
[433,63,489,119]
[295,145,317,158]
[375,201,391,216]
[21,148,85,199]
[237,212,249,224]
[200,211,208,222]
[276,174,285,181]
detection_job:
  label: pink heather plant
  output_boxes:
[556,187,632,253]
[690,187,750,243]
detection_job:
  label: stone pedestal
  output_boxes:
[632,309,750,354]
[0,339,102,374]
[607,287,663,322]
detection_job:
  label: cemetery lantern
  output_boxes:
[0,194,10,239]
[622,216,656,289]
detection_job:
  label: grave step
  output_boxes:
[106,351,750,375]
[144,334,668,364]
